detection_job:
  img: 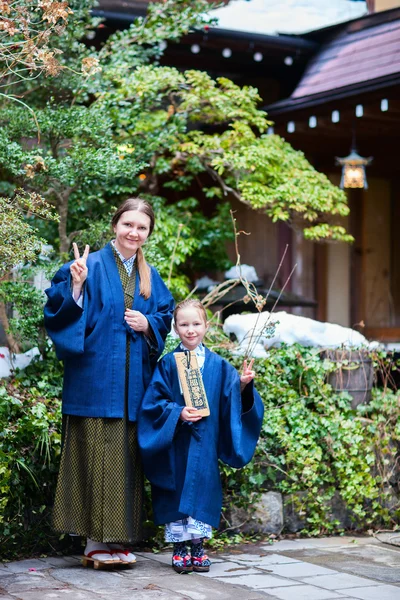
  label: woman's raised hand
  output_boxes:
[70,243,90,298]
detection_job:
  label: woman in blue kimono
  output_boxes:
[44,198,174,565]
[138,299,264,573]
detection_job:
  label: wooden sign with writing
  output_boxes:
[174,351,210,417]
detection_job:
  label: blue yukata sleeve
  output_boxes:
[218,361,264,469]
[138,358,182,491]
[43,263,87,359]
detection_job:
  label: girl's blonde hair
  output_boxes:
[174,299,207,324]
[112,198,154,299]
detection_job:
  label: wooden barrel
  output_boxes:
[326,350,374,409]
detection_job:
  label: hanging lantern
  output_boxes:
[335,148,373,189]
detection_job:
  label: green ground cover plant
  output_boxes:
[1,343,399,559]
[0,353,63,558]
[220,347,400,538]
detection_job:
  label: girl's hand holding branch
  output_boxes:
[70,243,90,301]
[240,358,255,391]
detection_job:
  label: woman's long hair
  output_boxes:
[112,198,155,299]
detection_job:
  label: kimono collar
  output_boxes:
[111,240,136,276]
[179,342,205,372]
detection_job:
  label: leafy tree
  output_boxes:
[0,192,57,352]
[0,0,84,277]
[0,191,57,280]
[0,0,226,256]
[1,0,352,293]
[0,0,73,105]
[0,104,144,253]
[96,24,352,242]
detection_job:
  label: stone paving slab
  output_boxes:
[36,557,82,569]
[339,585,400,600]
[263,585,347,600]
[125,568,269,600]
[260,537,380,554]
[218,553,301,566]
[194,562,260,578]
[267,561,338,578]
[136,552,172,565]
[285,543,400,564]
[260,540,321,552]
[302,538,377,547]
[300,573,379,590]
[1,561,50,574]
[214,573,302,589]
[51,566,140,590]
[0,572,63,594]
[281,544,400,584]
[7,590,100,600]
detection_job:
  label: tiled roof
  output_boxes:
[266,9,400,113]
[292,16,400,99]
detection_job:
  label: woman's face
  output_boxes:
[113,209,151,258]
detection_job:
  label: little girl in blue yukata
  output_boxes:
[138,299,264,573]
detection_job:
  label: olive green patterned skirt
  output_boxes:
[52,414,144,543]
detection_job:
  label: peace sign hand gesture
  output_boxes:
[240,358,255,391]
[70,243,90,299]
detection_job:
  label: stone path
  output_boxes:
[196,535,400,599]
[1,535,400,600]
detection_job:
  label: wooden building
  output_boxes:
[266,6,400,340]
[96,0,400,341]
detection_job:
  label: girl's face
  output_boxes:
[174,307,208,351]
[113,210,151,258]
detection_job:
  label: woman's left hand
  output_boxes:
[124,309,149,334]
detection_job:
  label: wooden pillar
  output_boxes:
[277,222,293,291]
[348,189,365,327]
[391,177,400,327]
[291,229,316,318]
[315,243,327,322]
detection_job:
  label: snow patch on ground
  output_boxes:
[223,311,376,357]
[225,264,259,283]
[0,347,40,378]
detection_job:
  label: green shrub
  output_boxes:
[0,352,63,559]
[219,345,400,537]
[0,280,48,354]
[1,343,399,559]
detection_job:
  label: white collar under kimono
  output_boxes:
[111,240,136,276]
[179,342,205,373]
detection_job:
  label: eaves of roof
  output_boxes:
[92,9,319,54]
[198,28,318,53]
[265,72,400,115]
